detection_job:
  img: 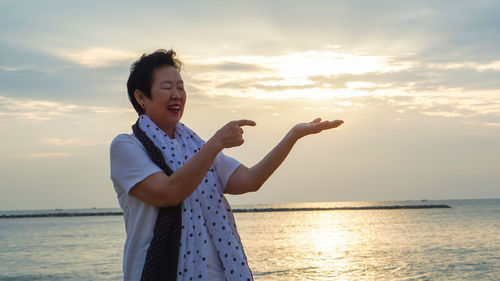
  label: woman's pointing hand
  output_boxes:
[209,120,256,150]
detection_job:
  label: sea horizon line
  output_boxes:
[0,204,455,219]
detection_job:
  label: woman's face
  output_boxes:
[143,65,186,136]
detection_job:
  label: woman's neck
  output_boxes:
[162,125,176,139]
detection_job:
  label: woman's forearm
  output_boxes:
[225,118,342,195]
[247,130,299,191]
[164,139,222,205]
[131,139,222,207]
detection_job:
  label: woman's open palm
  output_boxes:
[292,118,344,139]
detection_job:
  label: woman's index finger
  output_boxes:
[235,119,257,127]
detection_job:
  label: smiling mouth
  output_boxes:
[167,105,181,114]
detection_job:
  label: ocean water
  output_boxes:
[0,199,499,280]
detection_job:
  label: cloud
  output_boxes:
[420,111,463,118]
[18,152,72,158]
[186,61,269,73]
[183,49,414,99]
[88,106,134,114]
[0,96,79,121]
[476,60,500,72]
[59,47,138,68]
[0,96,133,122]
[307,58,500,94]
[483,122,500,127]
[2,1,500,123]
[182,49,500,106]
[42,138,98,146]
[0,44,129,103]
[380,94,500,119]
[189,50,409,76]
[0,66,22,72]
[425,60,500,72]
[2,47,493,122]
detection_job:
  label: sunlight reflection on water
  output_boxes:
[237,199,500,280]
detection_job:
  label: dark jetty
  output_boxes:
[0,205,450,219]
[233,204,451,213]
[0,212,123,219]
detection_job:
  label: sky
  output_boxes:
[1,0,499,210]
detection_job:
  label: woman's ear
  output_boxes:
[134,90,146,109]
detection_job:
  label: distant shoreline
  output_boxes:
[0,204,451,219]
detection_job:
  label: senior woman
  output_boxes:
[110,49,343,281]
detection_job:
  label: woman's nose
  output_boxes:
[172,88,182,99]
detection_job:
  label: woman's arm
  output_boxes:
[224,118,343,195]
[129,120,255,207]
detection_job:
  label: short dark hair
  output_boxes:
[127,49,183,115]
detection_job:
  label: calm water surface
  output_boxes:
[0,199,499,280]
